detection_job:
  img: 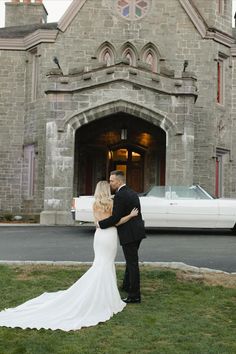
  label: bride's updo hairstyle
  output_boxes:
[93,181,113,212]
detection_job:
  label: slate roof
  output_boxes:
[0,22,58,38]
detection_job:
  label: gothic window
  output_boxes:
[30,48,39,101]
[146,53,154,66]
[98,43,115,66]
[143,50,157,72]
[218,0,225,15]
[116,0,150,20]
[122,47,136,66]
[141,44,159,72]
[101,49,113,66]
[217,59,224,105]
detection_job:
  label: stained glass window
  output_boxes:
[116,0,149,20]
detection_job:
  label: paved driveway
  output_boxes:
[0,225,235,272]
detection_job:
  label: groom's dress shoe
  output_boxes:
[122,297,141,304]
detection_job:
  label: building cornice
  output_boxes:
[230,45,236,56]
[0,29,58,50]
[45,64,198,102]
[206,29,235,48]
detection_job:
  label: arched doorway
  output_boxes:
[73,113,166,195]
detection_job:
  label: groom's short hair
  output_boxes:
[110,170,125,183]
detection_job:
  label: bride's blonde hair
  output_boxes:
[93,180,113,213]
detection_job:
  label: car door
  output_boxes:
[166,186,219,228]
[166,199,220,228]
[140,196,169,227]
[217,199,236,228]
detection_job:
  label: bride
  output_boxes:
[0,181,138,332]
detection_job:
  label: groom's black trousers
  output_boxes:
[122,239,141,298]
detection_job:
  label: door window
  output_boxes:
[110,147,144,192]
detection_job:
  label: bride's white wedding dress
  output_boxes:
[0,227,126,331]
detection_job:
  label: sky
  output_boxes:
[0,0,236,27]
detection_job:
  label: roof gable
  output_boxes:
[178,0,207,38]
[58,0,88,32]
[0,0,234,50]
[57,0,234,47]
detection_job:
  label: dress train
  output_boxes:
[0,227,126,331]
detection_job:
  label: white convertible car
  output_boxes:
[71,185,236,233]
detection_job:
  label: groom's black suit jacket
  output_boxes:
[99,185,146,245]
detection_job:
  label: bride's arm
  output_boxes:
[116,208,138,226]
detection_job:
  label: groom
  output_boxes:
[98,170,146,303]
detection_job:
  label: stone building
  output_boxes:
[0,0,235,224]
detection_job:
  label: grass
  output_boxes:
[0,264,235,354]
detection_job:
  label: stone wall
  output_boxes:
[0,51,26,213]
[193,0,232,35]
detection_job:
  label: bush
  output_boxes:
[3,213,13,221]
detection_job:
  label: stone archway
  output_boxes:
[59,99,177,134]
[40,100,193,225]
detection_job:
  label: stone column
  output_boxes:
[166,130,194,186]
[165,95,195,186]
[40,122,75,225]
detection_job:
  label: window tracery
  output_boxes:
[103,50,113,66]
[97,43,116,66]
[122,46,137,66]
[141,44,159,72]
[123,50,134,65]
[116,0,150,20]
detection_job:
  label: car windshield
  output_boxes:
[146,185,213,200]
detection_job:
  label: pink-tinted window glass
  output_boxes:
[104,51,112,66]
[146,53,153,66]
[143,50,157,72]
[126,52,132,64]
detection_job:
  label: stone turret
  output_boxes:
[5,0,48,27]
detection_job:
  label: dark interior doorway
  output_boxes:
[73,113,166,195]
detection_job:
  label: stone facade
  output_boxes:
[0,0,236,224]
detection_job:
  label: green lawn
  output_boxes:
[0,264,235,354]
